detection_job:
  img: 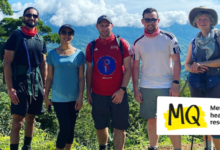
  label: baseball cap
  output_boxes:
[97,15,112,24]
[58,24,75,33]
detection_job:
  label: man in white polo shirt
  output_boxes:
[132,8,181,150]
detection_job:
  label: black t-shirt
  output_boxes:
[5,31,47,83]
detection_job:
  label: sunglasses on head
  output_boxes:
[60,30,74,36]
[24,14,38,19]
[143,18,158,23]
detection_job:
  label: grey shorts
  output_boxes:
[140,88,169,119]
[91,92,130,130]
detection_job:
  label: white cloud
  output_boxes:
[159,11,188,27]
[0,12,4,21]
[4,0,220,27]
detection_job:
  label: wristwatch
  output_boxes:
[173,80,179,84]
[120,87,126,92]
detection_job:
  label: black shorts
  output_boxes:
[91,92,129,130]
[11,79,45,117]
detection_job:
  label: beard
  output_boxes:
[146,25,156,34]
[22,19,38,28]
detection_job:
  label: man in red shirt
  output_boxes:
[86,15,131,150]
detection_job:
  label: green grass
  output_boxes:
[0,128,88,150]
[0,131,204,150]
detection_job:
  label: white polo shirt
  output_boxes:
[133,30,181,88]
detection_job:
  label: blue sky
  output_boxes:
[8,0,32,5]
[4,0,220,27]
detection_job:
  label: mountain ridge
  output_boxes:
[46,23,220,79]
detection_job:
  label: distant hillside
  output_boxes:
[46,23,220,79]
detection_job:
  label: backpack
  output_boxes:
[0,30,44,84]
[90,35,124,67]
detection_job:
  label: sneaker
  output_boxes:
[148,146,158,150]
[21,145,31,150]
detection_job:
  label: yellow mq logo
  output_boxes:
[163,104,207,130]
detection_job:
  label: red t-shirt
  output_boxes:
[86,33,130,96]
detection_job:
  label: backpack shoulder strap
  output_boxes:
[36,33,44,46]
[115,35,124,64]
[191,38,197,62]
[90,39,96,67]
[214,33,219,48]
[115,34,124,56]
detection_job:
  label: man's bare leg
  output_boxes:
[213,138,220,150]
[25,114,35,137]
[96,128,108,145]
[147,118,159,147]
[169,135,181,149]
[203,135,213,150]
[65,144,72,150]
[114,128,125,150]
[10,114,25,144]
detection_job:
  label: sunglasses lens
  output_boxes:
[152,19,157,23]
[144,18,151,23]
[61,31,66,35]
[25,14,38,18]
[67,32,74,36]
[144,18,158,23]
[25,14,32,18]
[33,15,38,18]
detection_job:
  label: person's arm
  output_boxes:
[169,53,181,96]
[4,50,20,105]
[132,59,142,103]
[131,42,142,103]
[86,61,93,105]
[75,64,85,110]
[112,56,131,104]
[39,54,47,92]
[169,36,181,97]
[200,59,220,67]
[185,43,194,72]
[185,44,208,73]
[44,64,53,112]
[85,43,93,106]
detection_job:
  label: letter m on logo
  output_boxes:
[168,104,184,125]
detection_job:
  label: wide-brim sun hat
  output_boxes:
[189,6,218,28]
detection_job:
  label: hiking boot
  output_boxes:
[21,145,31,150]
[148,146,158,150]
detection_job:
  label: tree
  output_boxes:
[0,17,60,44]
[0,0,13,15]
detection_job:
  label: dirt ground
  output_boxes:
[159,143,209,150]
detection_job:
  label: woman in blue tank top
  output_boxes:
[44,24,85,150]
[185,7,220,150]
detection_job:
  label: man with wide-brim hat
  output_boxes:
[185,6,220,150]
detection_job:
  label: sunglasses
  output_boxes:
[24,14,39,19]
[60,30,74,36]
[143,18,158,23]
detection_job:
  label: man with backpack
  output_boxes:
[3,7,47,150]
[86,15,131,150]
[132,8,181,150]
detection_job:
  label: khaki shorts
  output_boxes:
[140,88,169,119]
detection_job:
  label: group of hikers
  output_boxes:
[2,5,220,150]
